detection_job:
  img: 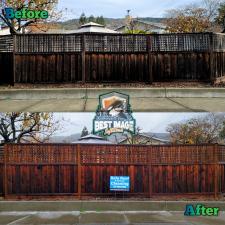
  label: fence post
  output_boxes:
[81,35,86,83]
[210,33,215,84]
[11,35,16,86]
[214,144,219,200]
[148,148,152,198]
[147,35,153,84]
[3,144,7,198]
[77,144,82,200]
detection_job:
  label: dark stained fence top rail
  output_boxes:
[213,33,225,52]
[149,33,212,52]
[1,32,225,53]
[0,35,13,52]
[84,34,148,52]
[15,33,214,53]
[4,144,219,165]
[15,34,82,53]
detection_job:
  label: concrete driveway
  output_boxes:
[0,88,225,112]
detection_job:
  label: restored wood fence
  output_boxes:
[1,143,225,199]
[1,33,225,84]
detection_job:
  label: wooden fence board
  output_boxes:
[0,53,14,84]
[1,144,224,198]
[14,54,82,83]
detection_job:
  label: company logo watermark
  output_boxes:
[93,92,136,136]
[4,8,48,20]
[184,204,220,216]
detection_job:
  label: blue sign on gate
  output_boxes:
[110,176,130,191]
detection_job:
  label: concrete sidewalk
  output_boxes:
[1,201,225,212]
[1,201,225,225]
[0,88,225,112]
[0,211,225,225]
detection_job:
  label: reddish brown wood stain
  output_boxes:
[0,144,225,198]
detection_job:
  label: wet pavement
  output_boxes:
[0,211,225,225]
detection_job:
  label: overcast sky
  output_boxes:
[58,0,199,19]
[54,113,207,136]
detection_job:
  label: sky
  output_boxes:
[58,0,199,19]
[54,112,207,136]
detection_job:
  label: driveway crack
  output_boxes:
[82,88,88,112]
[166,97,205,112]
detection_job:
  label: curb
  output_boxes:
[0,201,225,212]
[0,88,225,100]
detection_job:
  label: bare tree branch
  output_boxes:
[0,113,61,144]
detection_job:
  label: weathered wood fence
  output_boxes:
[1,33,225,85]
[1,143,225,199]
[0,146,3,196]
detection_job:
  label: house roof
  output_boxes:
[70,22,118,34]
[81,22,104,28]
[72,134,112,144]
[115,19,166,31]
[141,132,170,142]
[33,22,118,34]
[117,132,170,144]
[44,29,72,34]
[134,19,166,29]
[79,134,104,140]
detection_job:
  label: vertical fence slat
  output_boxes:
[147,35,153,84]
[148,147,152,198]
[3,145,7,198]
[214,144,219,199]
[77,144,82,199]
[81,35,86,83]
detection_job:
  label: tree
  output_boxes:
[123,11,147,34]
[96,16,105,26]
[165,0,222,33]
[167,113,225,144]
[81,126,89,137]
[165,5,210,33]
[0,113,60,143]
[0,0,59,34]
[216,2,225,32]
[124,10,136,33]
[203,0,221,21]
[79,12,87,25]
[220,121,225,139]
[88,15,95,23]
[79,14,105,26]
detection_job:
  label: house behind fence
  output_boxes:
[0,32,225,85]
